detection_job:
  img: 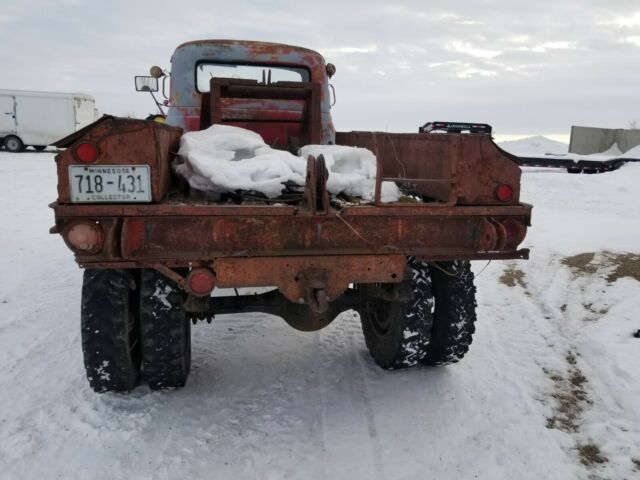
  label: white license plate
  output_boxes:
[69,165,152,203]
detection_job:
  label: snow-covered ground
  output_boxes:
[1,142,639,479]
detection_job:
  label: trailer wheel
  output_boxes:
[81,269,141,393]
[422,261,477,365]
[359,259,434,369]
[139,269,191,390]
[3,135,24,152]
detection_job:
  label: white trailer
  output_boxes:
[0,89,97,152]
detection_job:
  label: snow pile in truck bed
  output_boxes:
[175,125,306,199]
[175,125,400,202]
[301,144,400,202]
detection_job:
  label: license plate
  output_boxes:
[69,165,152,203]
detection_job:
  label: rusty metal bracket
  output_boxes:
[298,268,329,313]
[149,263,187,290]
[304,155,329,215]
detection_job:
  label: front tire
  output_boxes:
[422,261,477,365]
[139,269,191,390]
[360,259,434,369]
[81,269,141,393]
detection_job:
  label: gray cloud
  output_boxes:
[2,0,639,138]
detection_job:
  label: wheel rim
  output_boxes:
[6,139,19,151]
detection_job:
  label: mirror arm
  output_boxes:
[149,90,166,116]
[161,76,169,100]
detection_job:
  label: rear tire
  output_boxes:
[360,259,434,369]
[422,261,477,365]
[139,269,191,390]
[3,135,24,152]
[81,269,141,393]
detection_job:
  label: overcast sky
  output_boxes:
[2,0,639,141]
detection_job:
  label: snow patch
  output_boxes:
[153,283,173,309]
[95,360,110,381]
[301,144,400,202]
[499,135,568,156]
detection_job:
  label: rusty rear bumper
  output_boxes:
[51,202,531,264]
[51,201,531,305]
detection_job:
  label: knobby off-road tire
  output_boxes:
[139,269,191,390]
[360,259,434,369]
[422,260,477,365]
[81,269,141,393]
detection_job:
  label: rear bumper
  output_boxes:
[51,201,532,266]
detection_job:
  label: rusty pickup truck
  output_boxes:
[51,40,531,392]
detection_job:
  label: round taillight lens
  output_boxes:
[74,142,98,163]
[65,222,103,253]
[187,268,216,296]
[496,184,514,202]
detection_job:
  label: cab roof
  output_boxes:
[173,39,323,58]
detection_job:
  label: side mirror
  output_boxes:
[135,76,159,92]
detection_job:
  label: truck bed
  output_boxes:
[51,117,532,270]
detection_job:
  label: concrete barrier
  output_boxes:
[569,126,640,155]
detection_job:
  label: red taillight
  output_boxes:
[496,184,514,202]
[74,142,99,163]
[64,222,103,253]
[187,268,216,296]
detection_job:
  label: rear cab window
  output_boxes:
[196,62,310,92]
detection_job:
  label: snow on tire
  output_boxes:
[139,269,191,390]
[360,258,434,369]
[80,269,141,393]
[422,260,477,366]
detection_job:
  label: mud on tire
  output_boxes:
[422,261,477,365]
[360,259,434,369]
[81,269,141,393]
[139,269,191,390]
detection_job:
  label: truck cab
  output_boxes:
[166,40,336,148]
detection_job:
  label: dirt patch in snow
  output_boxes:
[604,253,640,283]
[562,251,640,283]
[561,253,597,276]
[545,351,591,433]
[576,444,608,468]
[545,351,610,471]
[499,266,528,290]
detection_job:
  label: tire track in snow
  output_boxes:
[312,311,386,480]
[503,256,621,477]
[311,328,328,479]
[348,316,387,480]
